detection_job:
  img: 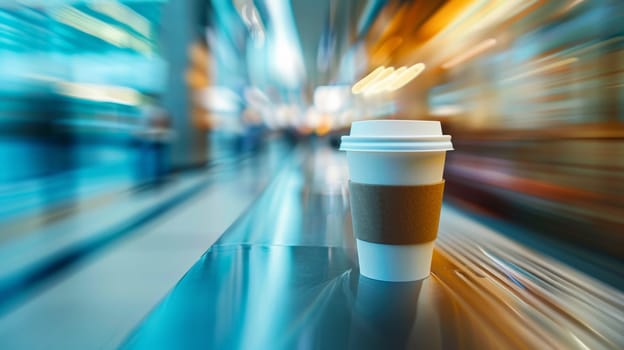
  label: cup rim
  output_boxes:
[340,135,453,152]
[340,142,453,152]
[341,135,451,142]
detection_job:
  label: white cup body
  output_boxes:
[356,239,435,282]
[348,151,445,281]
[346,151,446,186]
[341,120,451,282]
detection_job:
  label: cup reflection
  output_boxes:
[348,274,443,350]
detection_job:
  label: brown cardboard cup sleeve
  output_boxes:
[349,181,445,245]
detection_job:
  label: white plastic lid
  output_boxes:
[340,120,453,152]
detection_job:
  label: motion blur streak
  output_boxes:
[441,38,496,69]
[367,0,624,259]
[0,0,622,349]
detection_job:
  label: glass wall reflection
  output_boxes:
[0,1,168,227]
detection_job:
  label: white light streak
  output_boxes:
[352,63,426,96]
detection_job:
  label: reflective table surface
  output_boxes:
[123,145,624,349]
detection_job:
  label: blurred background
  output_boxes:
[0,0,622,348]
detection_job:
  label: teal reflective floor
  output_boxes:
[0,140,292,349]
[123,145,624,350]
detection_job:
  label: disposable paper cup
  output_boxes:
[340,120,453,281]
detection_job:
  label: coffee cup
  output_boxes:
[340,120,453,281]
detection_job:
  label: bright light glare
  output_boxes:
[266,0,305,88]
[385,63,426,91]
[313,86,351,113]
[196,87,242,113]
[353,66,394,95]
[351,66,386,94]
[360,67,395,95]
[352,63,426,96]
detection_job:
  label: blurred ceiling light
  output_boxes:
[352,63,426,95]
[195,86,242,113]
[442,38,497,69]
[351,66,386,94]
[272,38,305,87]
[352,66,394,95]
[385,63,425,91]
[373,66,407,93]
[361,67,396,95]
[53,6,152,54]
[266,0,305,88]
[364,67,408,95]
[89,1,151,39]
[313,85,351,113]
[55,81,141,105]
